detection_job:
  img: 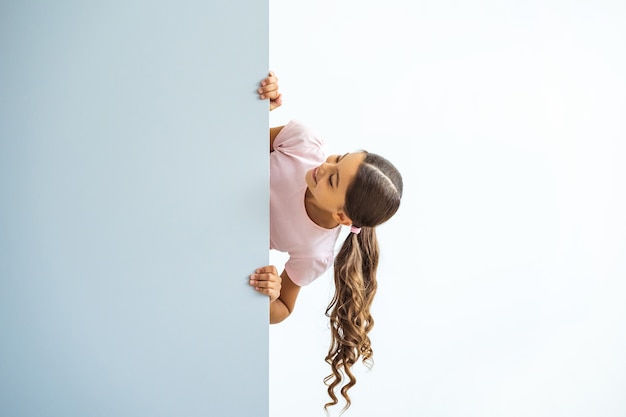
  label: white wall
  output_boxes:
[0,2,268,416]
[269,1,626,416]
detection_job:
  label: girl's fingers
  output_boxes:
[250,277,269,286]
[259,91,279,100]
[250,266,280,295]
[260,78,277,87]
[262,73,278,85]
[254,286,280,303]
[254,265,279,275]
[259,84,279,94]
[249,263,280,303]
[252,283,280,293]
[259,76,278,88]
[258,86,279,100]
[251,282,280,297]
[258,73,279,96]
[250,275,280,285]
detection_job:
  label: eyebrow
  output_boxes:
[336,153,349,188]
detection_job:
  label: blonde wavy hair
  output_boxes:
[324,152,403,413]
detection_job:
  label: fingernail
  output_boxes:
[261,81,267,86]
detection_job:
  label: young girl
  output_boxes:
[250,72,403,412]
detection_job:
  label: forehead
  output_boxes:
[340,151,366,165]
[337,152,366,182]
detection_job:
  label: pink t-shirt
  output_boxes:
[270,120,341,286]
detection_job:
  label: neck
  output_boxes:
[304,189,339,229]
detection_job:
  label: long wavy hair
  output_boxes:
[324,152,403,413]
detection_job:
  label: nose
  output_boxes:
[318,162,328,177]
[318,157,338,178]
[321,157,336,169]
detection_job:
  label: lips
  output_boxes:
[313,167,319,184]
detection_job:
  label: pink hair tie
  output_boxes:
[350,225,361,235]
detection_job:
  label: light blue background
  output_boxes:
[0,2,268,416]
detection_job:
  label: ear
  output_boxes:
[332,210,353,226]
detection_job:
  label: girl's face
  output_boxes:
[305,151,366,219]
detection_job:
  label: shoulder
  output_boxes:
[285,252,335,287]
[273,120,327,154]
[281,227,341,286]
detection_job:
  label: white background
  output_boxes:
[268,1,626,416]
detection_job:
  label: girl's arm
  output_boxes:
[258,72,284,152]
[270,270,300,324]
[250,266,301,323]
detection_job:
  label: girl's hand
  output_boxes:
[250,265,282,303]
[258,71,282,111]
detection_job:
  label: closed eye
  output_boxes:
[334,155,344,187]
[329,156,341,187]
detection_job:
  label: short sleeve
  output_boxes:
[273,120,327,156]
[284,254,334,287]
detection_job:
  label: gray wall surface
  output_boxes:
[0,2,268,416]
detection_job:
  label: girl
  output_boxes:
[251,72,403,412]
